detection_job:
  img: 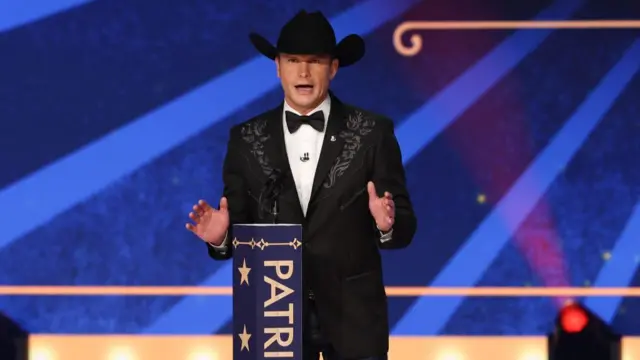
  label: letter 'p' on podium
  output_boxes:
[232,224,303,359]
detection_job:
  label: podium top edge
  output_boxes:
[233,223,301,227]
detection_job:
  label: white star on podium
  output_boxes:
[238,258,251,285]
[238,324,251,351]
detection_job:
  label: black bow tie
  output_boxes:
[285,110,325,133]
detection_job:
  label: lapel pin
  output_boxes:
[330,135,336,142]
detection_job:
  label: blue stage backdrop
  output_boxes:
[1,0,640,337]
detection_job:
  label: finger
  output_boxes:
[189,212,200,223]
[384,191,393,199]
[387,199,395,209]
[185,223,196,232]
[198,199,213,211]
[367,181,377,199]
[385,203,394,216]
[192,204,204,216]
[219,197,228,210]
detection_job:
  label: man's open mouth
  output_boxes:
[294,84,314,94]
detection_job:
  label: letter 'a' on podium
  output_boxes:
[232,224,303,360]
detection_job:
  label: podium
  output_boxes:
[232,224,304,359]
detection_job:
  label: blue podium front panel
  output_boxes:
[232,224,303,359]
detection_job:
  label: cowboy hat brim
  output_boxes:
[248,33,365,67]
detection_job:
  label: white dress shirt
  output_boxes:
[210,96,391,251]
[283,96,330,215]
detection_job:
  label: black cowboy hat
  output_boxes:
[249,10,365,67]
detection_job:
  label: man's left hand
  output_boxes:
[367,181,394,232]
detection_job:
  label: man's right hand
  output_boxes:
[185,197,229,246]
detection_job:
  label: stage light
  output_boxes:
[548,302,621,360]
[437,349,465,360]
[559,303,588,333]
[31,346,56,360]
[519,348,545,360]
[108,346,135,360]
[188,349,218,360]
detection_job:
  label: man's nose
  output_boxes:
[299,63,310,78]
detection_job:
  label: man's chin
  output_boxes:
[290,95,320,109]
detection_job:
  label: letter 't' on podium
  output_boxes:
[232,224,303,360]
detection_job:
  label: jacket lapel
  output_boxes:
[309,94,347,203]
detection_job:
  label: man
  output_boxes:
[185,10,416,360]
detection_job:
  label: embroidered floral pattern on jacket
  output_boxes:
[324,110,375,188]
[239,117,273,176]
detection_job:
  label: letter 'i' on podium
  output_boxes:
[232,224,303,359]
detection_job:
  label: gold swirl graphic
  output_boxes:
[394,20,640,56]
[393,21,425,57]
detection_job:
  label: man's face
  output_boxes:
[276,53,339,114]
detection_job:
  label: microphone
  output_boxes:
[258,168,284,223]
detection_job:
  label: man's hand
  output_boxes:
[185,197,229,245]
[367,181,394,232]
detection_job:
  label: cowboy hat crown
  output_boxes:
[249,10,365,67]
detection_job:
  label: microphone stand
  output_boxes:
[258,169,283,224]
[270,184,282,224]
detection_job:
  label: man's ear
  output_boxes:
[329,58,339,80]
[275,56,281,78]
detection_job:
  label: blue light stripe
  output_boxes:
[392,38,640,335]
[143,0,584,335]
[0,0,93,33]
[586,201,640,322]
[0,0,420,251]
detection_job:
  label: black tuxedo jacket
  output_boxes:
[208,94,417,358]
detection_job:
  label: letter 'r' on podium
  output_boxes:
[232,224,303,359]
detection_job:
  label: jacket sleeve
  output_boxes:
[207,125,250,260]
[371,118,417,249]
